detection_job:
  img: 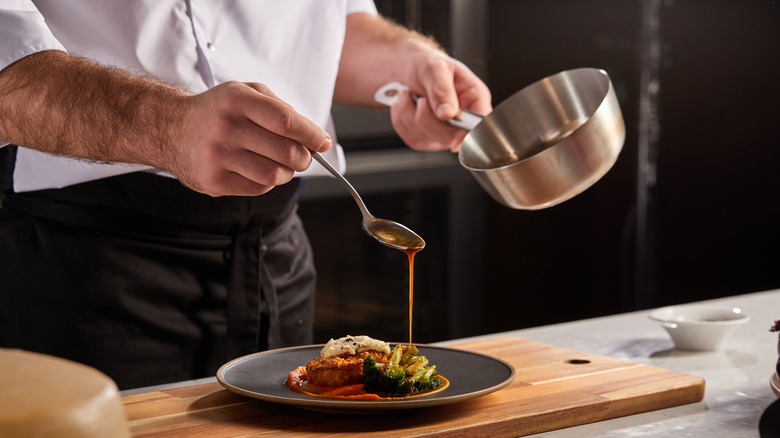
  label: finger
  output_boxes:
[413,96,468,151]
[209,172,274,197]
[457,86,491,115]
[183,143,293,196]
[453,72,493,115]
[178,160,276,198]
[233,82,333,153]
[243,82,284,102]
[389,90,426,145]
[223,147,296,188]
[229,117,313,172]
[391,92,466,152]
[417,60,460,121]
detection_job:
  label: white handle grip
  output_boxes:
[373,82,409,107]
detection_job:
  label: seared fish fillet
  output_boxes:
[306,350,388,387]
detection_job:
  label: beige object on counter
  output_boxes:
[648,305,750,351]
[0,349,130,438]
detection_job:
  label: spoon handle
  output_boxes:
[373,82,483,131]
[311,152,372,219]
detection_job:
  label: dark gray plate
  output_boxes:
[216,344,515,413]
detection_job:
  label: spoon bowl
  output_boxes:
[312,152,425,251]
[363,217,425,251]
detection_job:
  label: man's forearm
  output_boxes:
[0,50,187,170]
[335,13,491,153]
[334,13,444,106]
[0,50,333,197]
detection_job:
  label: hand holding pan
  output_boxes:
[374,68,625,210]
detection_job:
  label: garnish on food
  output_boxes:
[285,335,446,400]
[362,344,440,396]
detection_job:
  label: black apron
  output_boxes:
[0,172,315,390]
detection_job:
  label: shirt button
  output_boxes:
[206,42,216,51]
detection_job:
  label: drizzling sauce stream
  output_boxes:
[406,247,422,345]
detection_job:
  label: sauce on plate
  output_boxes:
[286,366,448,400]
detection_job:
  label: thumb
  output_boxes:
[420,72,460,121]
[427,87,459,121]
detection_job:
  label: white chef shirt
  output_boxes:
[0,0,377,193]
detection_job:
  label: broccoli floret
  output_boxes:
[363,347,442,397]
[414,375,441,393]
[362,355,382,393]
[363,356,411,396]
[381,365,412,396]
[408,364,436,384]
[407,364,440,394]
[388,345,404,367]
[362,357,413,396]
[399,345,419,365]
[404,355,429,376]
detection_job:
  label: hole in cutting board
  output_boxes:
[565,359,591,365]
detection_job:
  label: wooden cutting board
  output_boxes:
[122,337,704,437]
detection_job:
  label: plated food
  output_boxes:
[216,225,515,410]
[282,222,436,401]
[217,343,514,413]
[285,335,447,400]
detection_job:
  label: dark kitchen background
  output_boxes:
[299,0,780,344]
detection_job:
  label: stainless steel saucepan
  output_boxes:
[374,68,625,210]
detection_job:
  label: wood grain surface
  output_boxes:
[122,337,705,437]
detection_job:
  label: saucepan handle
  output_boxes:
[373,82,482,131]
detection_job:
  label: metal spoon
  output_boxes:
[312,152,425,251]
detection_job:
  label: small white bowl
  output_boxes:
[648,305,749,351]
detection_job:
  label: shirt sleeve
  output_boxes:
[346,0,378,15]
[0,2,66,72]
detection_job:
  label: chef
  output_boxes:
[0,1,491,389]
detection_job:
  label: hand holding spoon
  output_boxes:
[312,152,425,251]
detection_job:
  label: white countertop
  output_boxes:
[438,289,780,437]
[124,289,780,437]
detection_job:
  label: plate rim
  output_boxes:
[216,343,516,411]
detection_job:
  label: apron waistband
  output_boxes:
[3,171,300,237]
